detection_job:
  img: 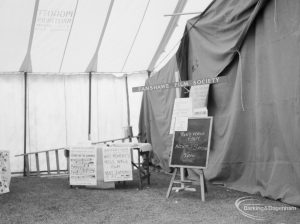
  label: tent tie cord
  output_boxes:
[121,0,151,72]
[236,50,245,112]
[274,0,278,32]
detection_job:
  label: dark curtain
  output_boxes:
[138,57,178,171]
[176,0,300,206]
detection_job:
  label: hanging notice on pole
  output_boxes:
[102,147,133,182]
[69,146,97,186]
[189,85,209,117]
[189,84,209,109]
[170,98,193,134]
[0,151,11,194]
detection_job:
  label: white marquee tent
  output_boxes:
[0,0,212,173]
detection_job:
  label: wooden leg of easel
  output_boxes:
[200,169,205,202]
[203,172,208,193]
[166,168,177,198]
[180,168,184,188]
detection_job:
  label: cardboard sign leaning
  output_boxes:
[102,147,133,182]
[69,147,97,186]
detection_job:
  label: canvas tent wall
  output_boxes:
[139,0,300,206]
[0,0,212,174]
[0,0,212,73]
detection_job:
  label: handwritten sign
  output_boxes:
[170,117,213,168]
[189,84,209,109]
[102,147,133,182]
[0,151,10,194]
[69,147,97,186]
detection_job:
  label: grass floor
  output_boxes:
[0,170,299,224]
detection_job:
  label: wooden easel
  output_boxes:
[167,117,212,201]
[166,167,207,201]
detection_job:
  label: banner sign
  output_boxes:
[170,117,213,169]
[132,76,226,92]
[102,147,133,182]
[0,151,11,194]
[69,147,97,186]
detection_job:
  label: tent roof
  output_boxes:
[0,0,212,74]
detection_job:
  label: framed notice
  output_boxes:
[169,117,213,168]
[69,147,97,186]
[102,147,133,182]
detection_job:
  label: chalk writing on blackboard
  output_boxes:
[170,117,213,168]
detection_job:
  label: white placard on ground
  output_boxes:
[69,146,97,186]
[102,147,133,182]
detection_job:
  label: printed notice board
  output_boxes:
[169,98,193,134]
[170,117,213,168]
[102,147,133,182]
[69,147,97,186]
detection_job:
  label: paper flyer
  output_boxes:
[174,117,188,131]
[189,84,209,117]
[189,84,209,109]
[170,98,193,134]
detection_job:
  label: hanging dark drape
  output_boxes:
[176,0,300,206]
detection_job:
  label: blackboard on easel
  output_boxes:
[167,117,213,201]
[169,117,213,169]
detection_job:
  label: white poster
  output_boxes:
[170,98,193,134]
[174,117,188,131]
[69,147,97,186]
[102,147,133,182]
[189,84,209,109]
[0,151,11,194]
[189,85,209,117]
[193,108,208,117]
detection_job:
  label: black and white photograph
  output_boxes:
[0,0,299,223]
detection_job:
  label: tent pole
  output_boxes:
[23,72,28,176]
[88,72,92,140]
[125,74,131,126]
[125,74,132,142]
